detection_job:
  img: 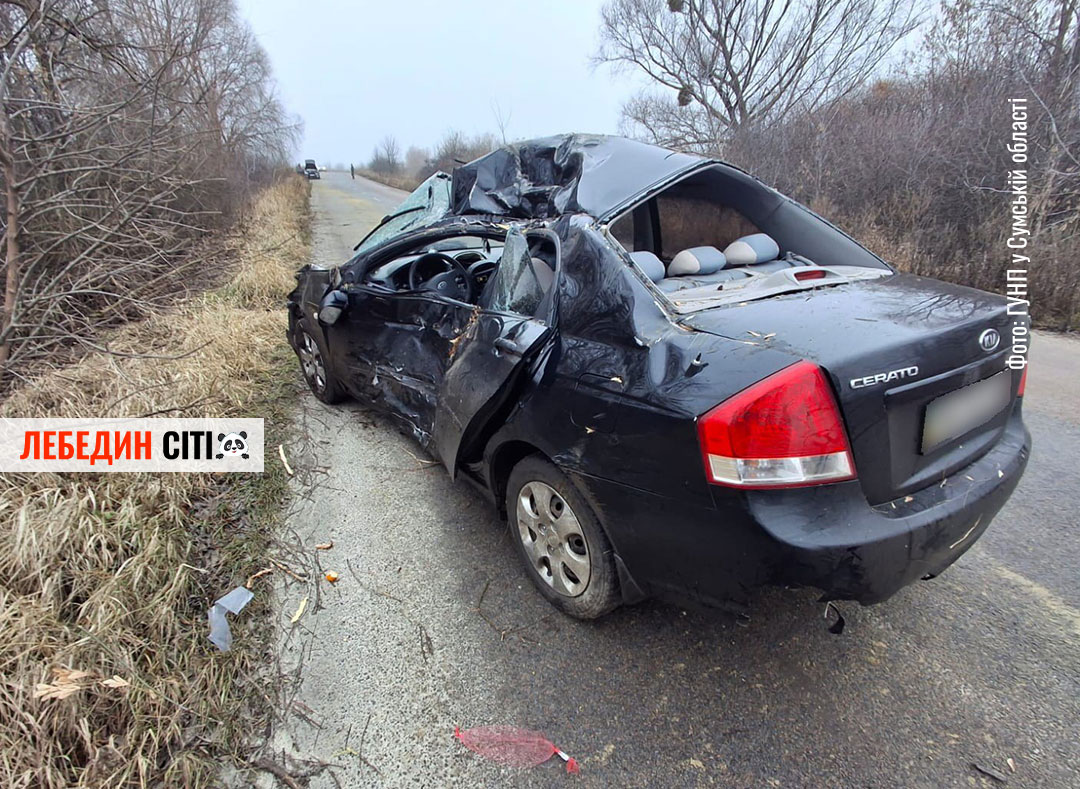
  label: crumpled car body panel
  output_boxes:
[451,133,705,220]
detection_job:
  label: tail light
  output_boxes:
[696,361,856,488]
[1017,365,1027,397]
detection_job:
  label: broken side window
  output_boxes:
[355,173,452,255]
[483,228,554,318]
[606,202,656,256]
[609,210,635,251]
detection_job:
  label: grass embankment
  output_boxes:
[0,176,310,787]
[356,168,420,192]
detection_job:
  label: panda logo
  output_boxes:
[216,431,249,460]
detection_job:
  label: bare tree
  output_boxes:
[380,135,401,173]
[596,0,922,147]
[0,0,297,385]
[491,99,512,144]
[415,129,498,180]
[715,0,1079,327]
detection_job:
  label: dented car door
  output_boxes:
[337,284,467,442]
[431,228,557,476]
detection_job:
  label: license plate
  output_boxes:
[922,371,1011,453]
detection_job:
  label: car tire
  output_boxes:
[506,456,621,619]
[294,318,345,404]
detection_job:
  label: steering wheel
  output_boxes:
[467,258,497,289]
[407,252,473,302]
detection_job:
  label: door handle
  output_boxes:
[493,337,524,357]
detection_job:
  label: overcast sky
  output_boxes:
[234,0,645,165]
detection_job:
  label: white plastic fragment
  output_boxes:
[208,585,254,651]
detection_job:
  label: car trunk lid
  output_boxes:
[681,274,1023,504]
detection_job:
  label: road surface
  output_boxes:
[269,172,1080,788]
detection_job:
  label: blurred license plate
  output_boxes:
[922,371,1011,453]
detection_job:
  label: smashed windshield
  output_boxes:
[355,172,452,254]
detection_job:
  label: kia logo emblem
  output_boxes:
[979,328,1000,352]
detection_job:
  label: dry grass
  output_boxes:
[808,195,1080,330]
[357,168,420,192]
[0,175,310,787]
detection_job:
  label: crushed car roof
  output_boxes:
[451,134,707,221]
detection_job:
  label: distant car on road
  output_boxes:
[288,135,1030,619]
[303,159,320,180]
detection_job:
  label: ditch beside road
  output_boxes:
[270,171,1080,788]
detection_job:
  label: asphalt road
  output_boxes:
[269,172,1080,788]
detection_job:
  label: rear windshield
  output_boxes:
[610,164,889,272]
[655,194,759,260]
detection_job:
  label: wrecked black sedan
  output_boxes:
[288,135,1030,619]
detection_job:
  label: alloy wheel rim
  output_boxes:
[516,480,591,597]
[298,331,325,392]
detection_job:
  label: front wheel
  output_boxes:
[506,456,621,619]
[293,318,345,403]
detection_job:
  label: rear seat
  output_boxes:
[629,251,666,283]
[630,234,811,294]
[658,268,749,292]
[644,234,800,293]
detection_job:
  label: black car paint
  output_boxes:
[680,274,1021,505]
[288,134,1030,611]
[451,134,704,220]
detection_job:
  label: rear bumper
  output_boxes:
[747,410,1030,603]
[568,410,1030,608]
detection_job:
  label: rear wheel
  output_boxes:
[294,318,345,403]
[506,456,620,619]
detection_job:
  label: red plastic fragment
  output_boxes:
[454,725,579,774]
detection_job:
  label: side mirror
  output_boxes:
[318,289,348,326]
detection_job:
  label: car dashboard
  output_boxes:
[366,243,505,292]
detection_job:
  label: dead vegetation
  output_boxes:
[598,0,1080,328]
[0,175,309,788]
[359,129,501,193]
[0,0,298,389]
[356,167,421,193]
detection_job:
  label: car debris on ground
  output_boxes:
[454,725,580,774]
[207,585,254,651]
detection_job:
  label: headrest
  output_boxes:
[723,233,780,266]
[668,246,726,277]
[629,250,666,283]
